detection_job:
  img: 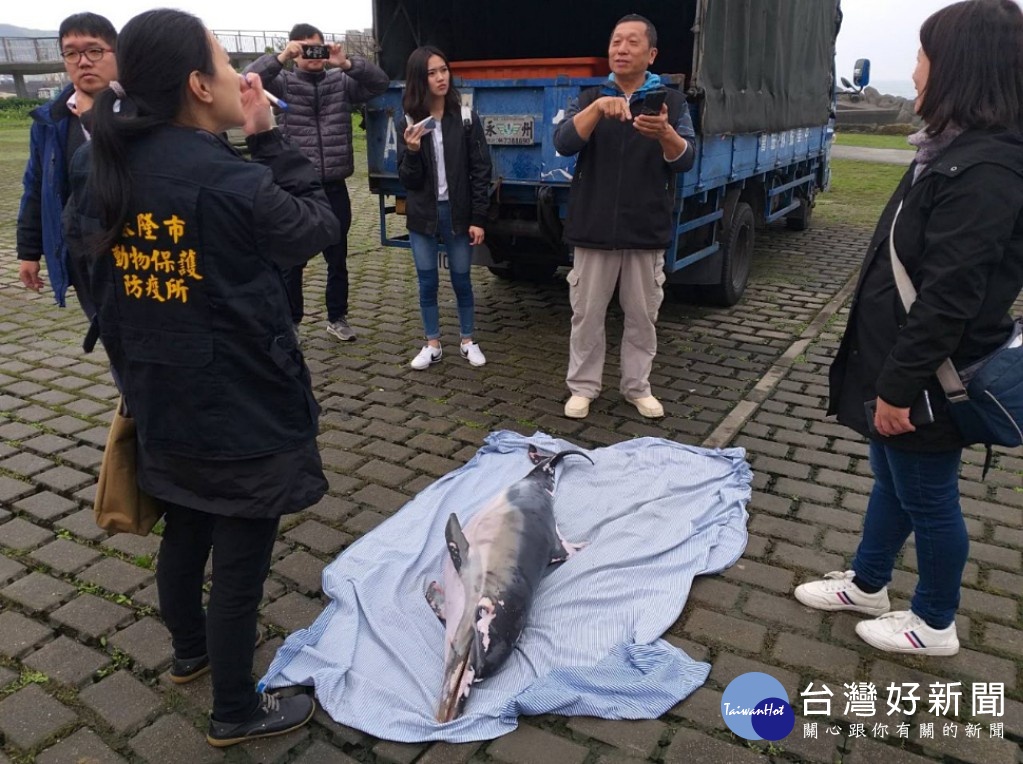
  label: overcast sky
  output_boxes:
[2,0,1012,86]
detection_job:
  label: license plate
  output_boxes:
[483,116,536,145]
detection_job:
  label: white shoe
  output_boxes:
[627,395,664,418]
[460,342,486,367]
[855,610,959,656]
[793,570,890,616]
[564,395,592,419]
[410,344,442,370]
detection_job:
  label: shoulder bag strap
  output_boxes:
[888,201,969,401]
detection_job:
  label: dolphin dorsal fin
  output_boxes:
[445,513,470,573]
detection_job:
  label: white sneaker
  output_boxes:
[793,570,890,616]
[460,342,486,367]
[410,344,442,370]
[564,395,592,419]
[855,610,959,656]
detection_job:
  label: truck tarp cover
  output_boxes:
[695,0,838,135]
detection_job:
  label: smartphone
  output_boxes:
[413,116,438,133]
[864,391,935,436]
[639,90,667,115]
[301,44,330,60]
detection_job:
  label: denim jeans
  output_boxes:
[408,201,475,340]
[157,503,280,722]
[852,440,966,629]
[283,181,352,323]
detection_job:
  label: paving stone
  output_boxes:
[79,556,155,594]
[100,532,161,559]
[29,540,102,576]
[663,726,769,763]
[0,610,54,658]
[0,684,76,750]
[50,593,134,639]
[59,444,104,469]
[707,653,801,696]
[23,635,112,687]
[274,549,327,594]
[350,483,409,513]
[0,516,52,551]
[129,712,224,763]
[79,670,164,734]
[262,591,324,632]
[843,737,937,764]
[683,609,767,654]
[12,490,77,521]
[21,433,75,454]
[374,740,429,764]
[284,519,351,555]
[0,667,17,688]
[689,576,742,609]
[291,739,360,763]
[107,616,172,672]
[668,685,727,729]
[56,507,109,542]
[0,451,53,476]
[772,633,860,680]
[0,554,26,585]
[487,723,589,764]
[566,717,668,757]
[345,509,388,535]
[417,741,483,764]
[721,558,795,593]
[911,713,1018,764]
[36,726,127,764]
[1,570,76,613]
[980,622,1023,658]
[243,724,312,762]
[0,474,36,505]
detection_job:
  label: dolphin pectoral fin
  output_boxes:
[550,524,588,563]
[445,513,470,574]
[425,580,446,624]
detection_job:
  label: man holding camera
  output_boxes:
[553,14,695,420]
[245,23,387,342]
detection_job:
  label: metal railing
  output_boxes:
[0,30,376,65]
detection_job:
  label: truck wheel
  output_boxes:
[786,193,814,231]
[710,201,754,306]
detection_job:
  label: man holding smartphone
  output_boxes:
[245,23,387,343]
[554,14,695,420]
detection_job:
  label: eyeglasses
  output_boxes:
[61,47,112,65]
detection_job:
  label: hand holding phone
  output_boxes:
[413,116,437,133]
[865,391,935,437]
[639,90,667,115]
[301,44,330,60]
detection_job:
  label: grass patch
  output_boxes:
[816,158,907,229]
[833,132,914,151]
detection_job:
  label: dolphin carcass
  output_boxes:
[425,446,591,722]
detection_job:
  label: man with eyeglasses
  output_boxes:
[17,12,117,312]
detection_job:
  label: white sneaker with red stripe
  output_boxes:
[855,610,959,656]
[793,570,890,616]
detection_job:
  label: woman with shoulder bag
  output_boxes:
[398,46,493,370]
[793,0,1023,656]
[63,9,339,745]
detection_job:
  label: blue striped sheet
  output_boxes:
[260,430,750,742]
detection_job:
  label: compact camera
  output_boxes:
[301,44,330,59]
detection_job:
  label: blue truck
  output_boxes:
[365,0,854,305]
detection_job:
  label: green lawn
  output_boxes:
[815,158,906,229]
[833,132,914,151]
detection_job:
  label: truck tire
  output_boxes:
[786,193,814,231]
[710,200,754,306]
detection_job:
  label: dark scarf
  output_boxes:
[908,124,964,182]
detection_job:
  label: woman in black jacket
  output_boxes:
[64,9,339,745]
[794,0,1023,656]
[398,46,492,370]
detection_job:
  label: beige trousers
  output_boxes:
[566,247,666,400]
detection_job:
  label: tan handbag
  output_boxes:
[94,397,162,535]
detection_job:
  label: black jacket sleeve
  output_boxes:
[467,111,492,229]
[397,117,427,191]
[248,129,341,269]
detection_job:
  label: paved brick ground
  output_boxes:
[0,131,1020,763]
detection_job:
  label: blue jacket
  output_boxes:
[17,85,76,306]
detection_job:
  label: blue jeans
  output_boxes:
[408,201,475,341]
[852,440,966,629]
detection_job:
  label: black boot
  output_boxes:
[206,692,315,747]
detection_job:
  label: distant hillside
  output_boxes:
[0,23,58,37]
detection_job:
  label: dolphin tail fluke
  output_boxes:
[549,523,588,564]
[425,580,446,624]
[445,513,470,573]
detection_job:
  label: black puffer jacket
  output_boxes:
[245,55,388,182]
[829,129,1023,450]
[396,108,492,235]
